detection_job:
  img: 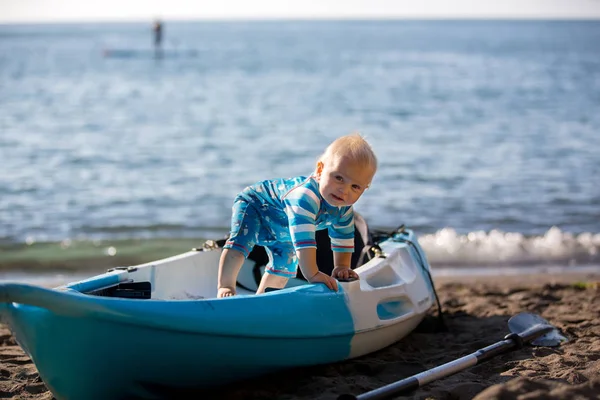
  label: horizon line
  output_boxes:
[2,15,600,25]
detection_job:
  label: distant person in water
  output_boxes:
[152,19,163,55]
[217,133,378,298]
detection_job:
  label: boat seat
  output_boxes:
[88,281,152,299]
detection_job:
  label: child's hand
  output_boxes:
[332,266,359,281]
[217,287,236,298]
[307,271,339,292]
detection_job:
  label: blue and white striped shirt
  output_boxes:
[239,176,355,252]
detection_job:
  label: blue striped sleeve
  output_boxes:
[329,207,355,253]
[282,180,320,250]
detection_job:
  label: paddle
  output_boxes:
[337,312,568,400]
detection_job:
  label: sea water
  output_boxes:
[1,20,599,277]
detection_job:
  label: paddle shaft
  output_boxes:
[338,323,554,400]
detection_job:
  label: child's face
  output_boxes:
[315,155,375,207]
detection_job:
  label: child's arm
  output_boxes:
[332,252,359,280]
[297,248,339,292]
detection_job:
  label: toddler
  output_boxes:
[217,133,377,297]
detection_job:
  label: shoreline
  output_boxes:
[2,228,599,274]
[0,238,209,272]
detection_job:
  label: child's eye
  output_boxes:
[335,175,343,182]
[352,184,361,191]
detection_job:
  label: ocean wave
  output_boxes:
[419,226,600,267]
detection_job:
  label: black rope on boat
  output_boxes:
[355,242,380,266]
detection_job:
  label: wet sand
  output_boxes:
[1,271,599,400]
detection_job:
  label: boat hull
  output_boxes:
[0,229,434,400]
[4,302,355,399]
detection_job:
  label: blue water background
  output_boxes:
[1,20,599,268]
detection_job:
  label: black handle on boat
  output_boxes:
[337,313,567,400]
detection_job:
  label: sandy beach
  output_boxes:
[1,271,599,400]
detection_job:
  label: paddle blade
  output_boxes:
[508,313,568,347]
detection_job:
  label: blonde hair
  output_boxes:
[319,133,378,172]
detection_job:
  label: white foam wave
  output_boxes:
[419,226,600,267]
